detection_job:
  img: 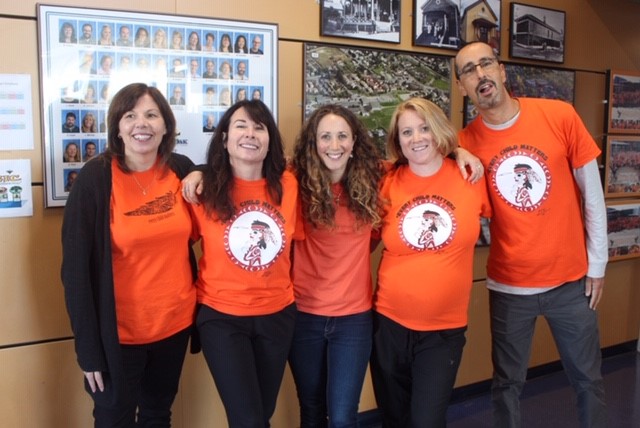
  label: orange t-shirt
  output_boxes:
[110,161,196,344]
[458,98,601,287]
[293,183,373,316]
[374,159,491,331]
[192,171,298,316]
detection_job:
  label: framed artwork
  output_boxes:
[320,0,400,44]
[303,42,451,153]
[414,0,501,53]
[605,69,640,134]
[463,62,575,126]
[603,136,640,198]
[606,201,640,261]
[38,5,278,207]
[509,3,565,64]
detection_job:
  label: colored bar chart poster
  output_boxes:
[0,74,34,151]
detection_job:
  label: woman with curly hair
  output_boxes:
[288,104,384,427]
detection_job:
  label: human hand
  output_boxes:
[84,370,104,393]
[181,171,204,204]
[454,147,484,183]
[585,276,604,310]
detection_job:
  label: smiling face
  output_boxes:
[397,109,443,175]
[226,107,269,169]
[315,113,354,182]
[118,93,167,162]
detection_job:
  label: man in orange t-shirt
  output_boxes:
[455,42,607,428]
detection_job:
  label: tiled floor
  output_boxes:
[446,350,640,427]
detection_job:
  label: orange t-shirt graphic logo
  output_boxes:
[398,197,456,252]
[224,205,285,272]
[491,150,550,212]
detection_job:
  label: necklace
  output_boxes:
[131,170,156,195]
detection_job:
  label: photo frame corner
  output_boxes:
[508,2,565,65]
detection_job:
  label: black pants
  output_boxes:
[197,303,296,428]
[93,326,191,428]
[370,312,466,428]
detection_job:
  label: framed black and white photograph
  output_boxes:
[509,3,565,64]
[604,136,640,198]
[320,0,401,44]
[304,42,451,153]
[414,0,501,53]
[463,62,575,126]
[605,69,640,135]
[37,5,278,207]
[606,201,640,261]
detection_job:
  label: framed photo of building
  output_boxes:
[463,62,575,126]
[414,0,501,53]
[604,136,640,198]
[509,3,565,64]
[606,201,640,261]
[303,42,451,153]
[605,69,640,134]
[320,0,401,44]
[37,5,278,207]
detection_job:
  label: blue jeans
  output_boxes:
[490,278,606,428]
[289,310,373,428]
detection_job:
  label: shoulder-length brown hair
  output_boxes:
[200,99,286,222]
[386,97,458,168]
[293,104,383,229]
[103,83,177,173]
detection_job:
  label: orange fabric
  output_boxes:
[110,161,196,344]
[458,98,601,287]
[192,170,298,316]
[374,159,491,331]
[293,183,373,316]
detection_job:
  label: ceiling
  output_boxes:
[586,0,640,69]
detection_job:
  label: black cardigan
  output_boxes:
[61,153,196,406]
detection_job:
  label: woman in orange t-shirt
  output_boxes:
[289,105,384,427]
[371,98,491,427]
[61,83,197,426]
[186,100,298,427]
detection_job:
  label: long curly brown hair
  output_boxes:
[293,104,383,229]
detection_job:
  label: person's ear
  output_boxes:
[222,132,227,141]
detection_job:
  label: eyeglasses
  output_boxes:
[457,57,499,79]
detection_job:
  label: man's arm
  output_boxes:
[573,159,607,309]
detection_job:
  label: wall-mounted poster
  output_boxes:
[413,0,501,53]
[509,3,565,64]
[603,136,640,198]
[37,5,278,207]
[321,0,401,44]
[605,69,640,135]
[304,42,451,153]
[606,201,640,261]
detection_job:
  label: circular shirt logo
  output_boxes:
[398,198,456,251]
[224,204,285,272]
[492,151,550,212]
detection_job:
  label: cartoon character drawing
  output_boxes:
[416,210,445,250]
[242,219,276,267]
[512,163,541,209]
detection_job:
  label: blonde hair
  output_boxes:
[386,97,458,167]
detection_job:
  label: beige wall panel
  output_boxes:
[598,260,640,346]
[574,71,607,141]
[8,1,178,18]
[0,340,93,428]
[0,20,43,182]
[0,186,70,347]
[278,41,304,154]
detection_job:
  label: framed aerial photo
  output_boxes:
[463,62,575,126]
[414,0,501,53]
[303,42,451,153]
[509,3,565,64]
[321,0,401,44]
[605,69,640,134]
[604,136,640,198]
[606,201,640,261]
[37,4,278,207]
